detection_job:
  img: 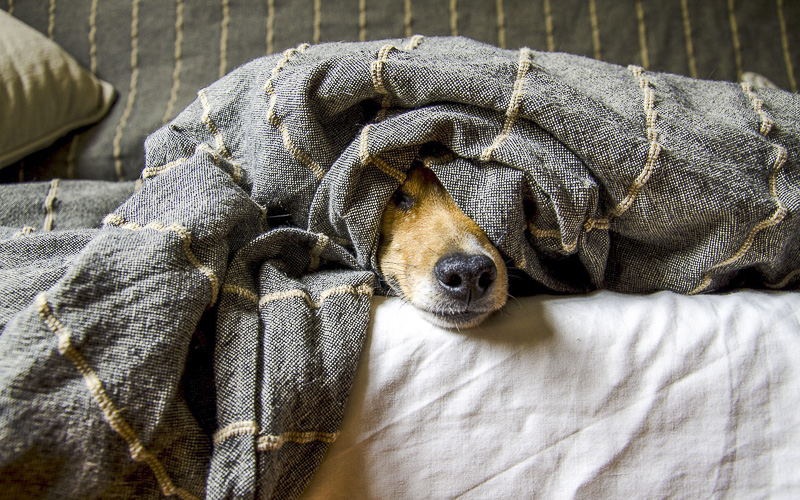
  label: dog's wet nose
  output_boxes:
[434,253,497,304]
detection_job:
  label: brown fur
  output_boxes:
[378,165,508,328]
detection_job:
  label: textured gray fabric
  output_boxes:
[2,0,798,182]
[1,36,799,498]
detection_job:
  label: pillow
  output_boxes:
[0,10,115,169]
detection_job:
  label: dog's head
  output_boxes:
[378,165,508,328]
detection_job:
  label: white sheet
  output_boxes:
[302,291,800,499]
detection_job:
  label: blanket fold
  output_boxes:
[1,36,799,498]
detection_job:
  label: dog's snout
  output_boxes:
[378,165,508,328]
[434,253,497,303]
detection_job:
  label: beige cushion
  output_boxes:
[0,11,115,168]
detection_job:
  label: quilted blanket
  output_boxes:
[1,36,799,499]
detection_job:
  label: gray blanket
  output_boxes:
[1,36,799,499]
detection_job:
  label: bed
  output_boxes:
[1,1,799,499]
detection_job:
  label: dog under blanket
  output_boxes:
[1,36,798,499]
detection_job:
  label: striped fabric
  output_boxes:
[0,0,797,181]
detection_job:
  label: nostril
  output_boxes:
[477,270,495,291]
[441,273,462,288]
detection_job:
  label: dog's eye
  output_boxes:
[391,189,414,211]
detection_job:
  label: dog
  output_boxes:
[377,163,508,329]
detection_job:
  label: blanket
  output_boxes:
[1,36,799,499]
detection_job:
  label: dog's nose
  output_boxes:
[434,253,497,304]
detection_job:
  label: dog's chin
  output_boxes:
[399,282,507,330]
[419,309,494,329]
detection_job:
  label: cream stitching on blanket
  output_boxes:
[768,268,800,289]
[266,0,275,54]
[404,0,413,38]
[542,0,554,52]
[372,37,424,105]
[263,44,327,180]
[370,38,423,118]
[528,223,579,253]
[198,143,244,183]
[221,284,260,304]
[276,120,326,180]
[359,125,407,183]
[257,431,339,451]
[141,145,242,184]
[495,0,506,48]
[198,89,232,159]
[308,233,329,272]
[690,150,787,293]
[266,93,278,121]
[313,0,322,44]
[584,219,611,232]
[222,283,372,309]
[42,178,60,232]
[727,0,743,81]
[583,65,660,233]
[12,226,36,238]
[162,0,185,124]
[103,214,220,306]
[741,81,774,136]
[264,43,310,96]
[89,0,99,74]
[371,44,397,96]
[635,0,650,69]
[777,0,798,93]
[47,0,56,39]
[361,38,423,182]
[612,65,661,218]
[219,0,230,78]
[141,157,187,180]
[213,420,259,444]
[449,0,458,36]
[680,0,698,78]
[112,0,140,181]
[258,283,373,309]
[358,0,367,41]
[213,420,339,450]
[258,289,308,306]
[691,86,789,293]
[481,48,533,162]
[405,34,424,51]
[588,0,601,60]
[368,150,407,183]
[34,293,199,500]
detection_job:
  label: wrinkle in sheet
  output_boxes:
[703,298,786,497]
[451,391,657,498]
[331,344,528,458]
[593,299,721,419]
[477,297,774,497]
